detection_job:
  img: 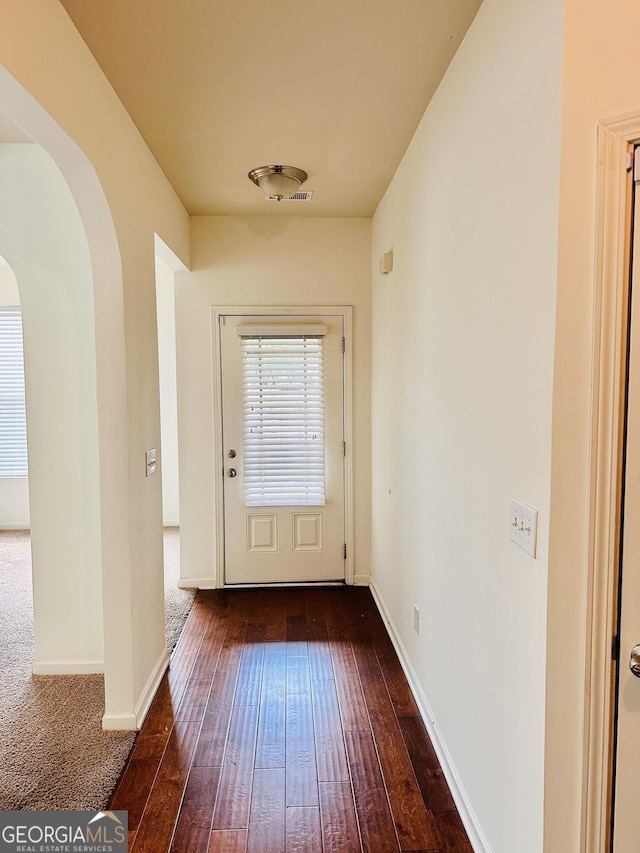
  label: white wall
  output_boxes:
[155,257,180,525]
[0,1,190,726]
[0,261,29,527]
[546,0,640,848]
[0,143,103,670]
[176,215,371,587]
[370,1,563,851]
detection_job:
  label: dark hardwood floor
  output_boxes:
[109,586,473,853]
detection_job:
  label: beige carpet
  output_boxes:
[0,527,195,811]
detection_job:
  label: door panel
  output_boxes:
[220,314,345,584]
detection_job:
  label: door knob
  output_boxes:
[227,468,237,478]
[629,644,640,677]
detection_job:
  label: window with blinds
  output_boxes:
[242,334,325,506]
[0,306,28,478]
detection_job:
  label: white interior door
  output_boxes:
[219,313,345,585]
[613,150,640,852]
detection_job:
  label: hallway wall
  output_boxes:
[370,0,563,850]
[0,1,190,725]
[176,215,371,588]
[156,256,180,526]
[546,0,640,848]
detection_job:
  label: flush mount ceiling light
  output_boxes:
[248,165,308,201]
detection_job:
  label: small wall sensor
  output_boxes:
[145,448,157,477]
[379,251,393,275]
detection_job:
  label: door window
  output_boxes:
[242,334,325,507]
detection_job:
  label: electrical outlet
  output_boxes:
[509,498,538,558]
[413,605,420,634]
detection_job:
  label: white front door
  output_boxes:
[219,313,346,585]
[613,149,640,852]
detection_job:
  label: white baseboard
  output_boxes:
[133,647,170,729]
[32,659,104,675]
[101,712,138,731]
[102,647,170,731]
[0,524,31,531]
[353,573,370,586]
[179,577,217,589]
[369,579,492,853]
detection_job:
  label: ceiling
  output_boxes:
[57,0,481,218]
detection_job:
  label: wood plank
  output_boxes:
[431,809,474,853]
[322,600,353,645]
[324,587,376,643]
[189,618,228,682]
[311,679,350,782]
[376,653,420,718]
[329,641,370,732]
[212,704,260,829]
[222,590,250,626]
[280,587,306,617]
[235,627,265,706]
[192,700,234,769]
[285,600,310,702]
[192,633,244,767]
[345,729,400,853]
[131,678,178,761]
[177,678,214,722]
[398,716,455,810]
[304,601,334,682]
[208,830,248,853]
[170,767,221,853]
[318,782,361,853]
[354,644,435,851]
[246,768,285,853]
[255,642,286,769]
[261,592,290,642]
[286,653,311,694]
[286,692,319,807]
[109,757,159,831]
[171,808,214,853]
[287,613,308,648]
[185,765,223,807]
[207,628,245,708]
[285,807,321,853]
[172,592,216,661]
[131,721,200,853]
[369,718,435,852]
[169,593,217,689]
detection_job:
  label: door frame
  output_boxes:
[211,305,354,588]
[581,113,640,851]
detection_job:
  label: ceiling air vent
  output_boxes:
[266,191,313,202]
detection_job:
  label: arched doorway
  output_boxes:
[0,141,104,671]
[0,65,138,728]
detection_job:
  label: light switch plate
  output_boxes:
[145,448,157,477]
[510,498,538,558]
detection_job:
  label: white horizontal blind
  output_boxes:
[0,307,28,477]
[242,335,325,506]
